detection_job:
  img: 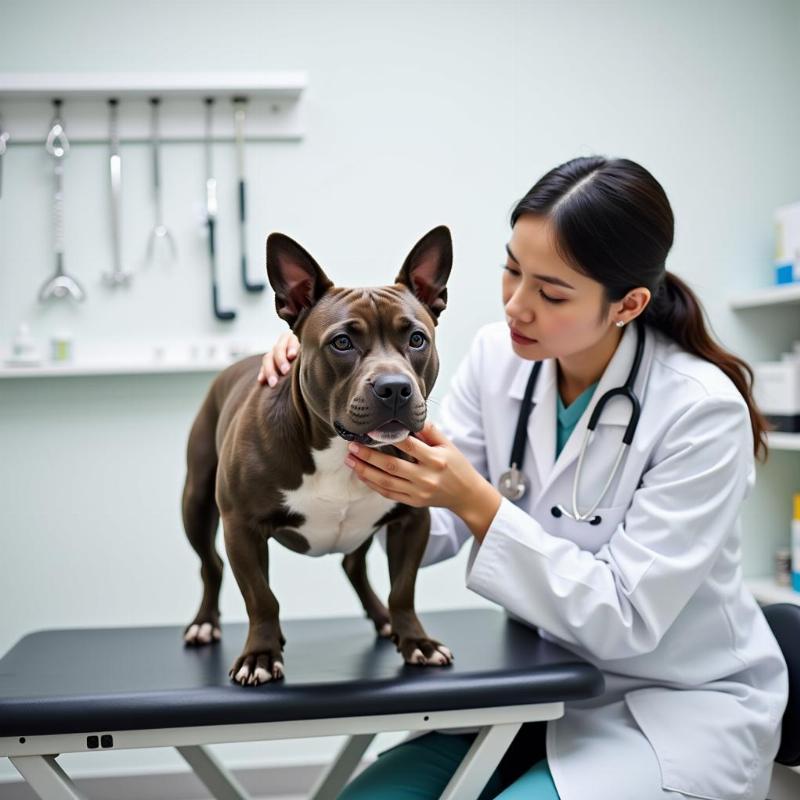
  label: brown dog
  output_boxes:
[182,227,455,685]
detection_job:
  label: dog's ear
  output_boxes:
[267,233,333,329]
[394,226,452,323]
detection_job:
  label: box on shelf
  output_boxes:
[753,360,800,432]
[774,201,800,284]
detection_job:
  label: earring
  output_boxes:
[616,320,625,328]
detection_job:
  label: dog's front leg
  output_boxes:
[386,509,453,666]
[222,512,286,686]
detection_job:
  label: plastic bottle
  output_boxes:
[6,322,42,366]
[792,493,800,592]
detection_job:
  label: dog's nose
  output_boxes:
[371,374,413,411]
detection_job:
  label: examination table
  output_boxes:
[0,608,604,800]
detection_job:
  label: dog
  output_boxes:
[182,226,455,685]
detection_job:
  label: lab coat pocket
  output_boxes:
[543,502,628,554]
[624,687,757,800]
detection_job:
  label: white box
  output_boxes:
[754,361,800,415]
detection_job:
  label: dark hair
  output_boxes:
[511,155,769,462]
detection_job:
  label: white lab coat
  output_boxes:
[421,320,788,800]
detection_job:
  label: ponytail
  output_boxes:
[644,271,770,461]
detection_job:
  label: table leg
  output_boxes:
[9,755,88,800]
[439,722,522,800]
[308,733,376,800]
[176,744,252,800]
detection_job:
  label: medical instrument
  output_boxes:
[233,96,264,292]
[39,100,86,303]
[204,97,236,321]
[145,97,177,265]
[103,98,132,287]
[499,319,644,525]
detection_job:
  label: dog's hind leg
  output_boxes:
[182,395,224,646]
[342,536,392,637]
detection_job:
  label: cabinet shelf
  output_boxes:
[746,577,800,606]
[768,432,800,451]
[729,283,800,309]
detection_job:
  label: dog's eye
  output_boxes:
[331,335,354,352]
[409,332,426,349]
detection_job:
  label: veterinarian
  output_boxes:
[257,156,788,800]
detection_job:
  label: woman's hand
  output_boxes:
[257,331,300,387]
[344,420,503,541]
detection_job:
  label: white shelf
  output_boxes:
[0,71,307,100]
[768,432,800,451]
[0,359,239,378]
[729,283,800,309]
[0,71,307,143]
[0,340,265,378]
[746,577,800,606]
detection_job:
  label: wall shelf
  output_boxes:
[769,432,800,451]
[0,71,307,99]
[0,359,237,379]
[0,71,308,143]
[0,339,266,379]
[746,577,800,606]
[729,283,800,309]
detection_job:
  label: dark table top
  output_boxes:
[0,609,604,736]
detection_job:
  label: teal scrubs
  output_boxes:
[338,383,600,800]
[556,380,598,458]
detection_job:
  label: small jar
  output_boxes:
[775,547,792,587]
[50,332,73,362]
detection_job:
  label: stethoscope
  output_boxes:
[497,319,645,525]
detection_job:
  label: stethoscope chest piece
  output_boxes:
[498,464,530,501]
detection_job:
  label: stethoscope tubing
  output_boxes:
[500,319,645,523]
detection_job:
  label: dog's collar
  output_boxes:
[333,421,376,446]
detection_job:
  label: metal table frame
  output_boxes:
[2,700,564,800]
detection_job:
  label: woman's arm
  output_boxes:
[352,382,755,661]
[465,395,755,661]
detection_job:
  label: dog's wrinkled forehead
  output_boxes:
[303,285,435,344]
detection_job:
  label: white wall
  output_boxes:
[1,0,799,784]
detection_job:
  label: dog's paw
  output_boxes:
[366,608,392,638]
[228,649,285,686]
[378,622,393,638]
[396,637,454,667]
[183,621,221,646]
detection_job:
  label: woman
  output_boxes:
[257,156,788,800]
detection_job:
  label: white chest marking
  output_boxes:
[280,438,397,557]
